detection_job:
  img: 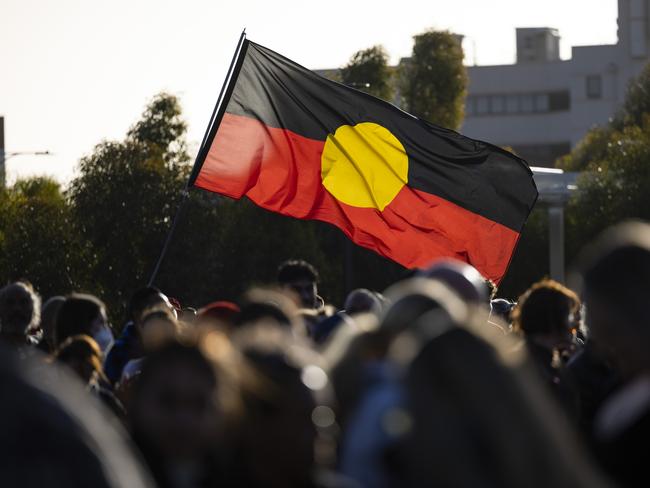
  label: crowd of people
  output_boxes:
[1,220,650,487]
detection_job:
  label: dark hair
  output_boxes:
[576,221,650,332]
[512,280,580,336]
[55,294,105,346]
[128,287,164,322]
[277,260,319,284]
[133,339,217,400]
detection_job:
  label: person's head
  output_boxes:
[55,335,106,385]
[236,287,298,330]
[179,307,197,324]
[0,342,152,488]
[230,324,327,486]
[344,288,383,316]
[0,281,41,338]
[389,305,609,488]
[128,286,175,328]
[277,259,320,309]
[129,335,223,464]
[40,296,65,353]
[197,301,240,333]
[419,259,490,305]
[55,294,112,353]
[328,278,465,427]
[512,279,580,350]
[139,310,180,351]
[575,221,650,377]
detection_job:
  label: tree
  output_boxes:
[614,61,650,130]
[0,177,89,298]
[399,30,467,130]
[340,46,394,101]
[67,93,190,319]
[66,93,349,318]
[566,118,650,259]
[558,61,650,263]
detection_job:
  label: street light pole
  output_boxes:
[0,116,51,188]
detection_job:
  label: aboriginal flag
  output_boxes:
[191,37,538,284]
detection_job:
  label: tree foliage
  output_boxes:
[340,45,394,101]
[566,117,650,258]
[0,177,89,298]
[399,30,467,130]
[556,60,650,266]
[0,91,415,322]
[614,61,650,130]
[66,93,190,318]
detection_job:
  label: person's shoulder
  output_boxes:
[595,375,650,443]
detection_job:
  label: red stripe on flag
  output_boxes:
[195,113,519,283]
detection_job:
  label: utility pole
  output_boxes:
[0,117,52,188]
[0,117,5,187]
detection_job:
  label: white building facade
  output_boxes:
[462,0,650,166]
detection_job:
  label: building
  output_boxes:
[463,0,650,166]
[318,0,650,167]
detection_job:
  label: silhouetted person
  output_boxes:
[576,221,650,487]
[197,301,240,334]
[0,343,153,488]
[55,294,113,354]
[129,336,225,488]
[120,309,180,385]
[0,281,41,351]
[226,323,345,487]
[511,279,580,417]
[104,286,175,384]
[37,295,65,354]
[393,288,610,488]
[278,259,323,310]
[419,259,490,305]
[54,334,125,419]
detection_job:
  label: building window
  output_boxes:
[549,91,571,111]
[476,96,490,115]
[520,94,535,113]
[586,75,602,99]
[506,95,519,113]
[534,93,550,112]
[491,95,506,114]
[465,97,475,116]
[465,90,570,117]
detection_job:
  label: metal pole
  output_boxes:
[548,205,565,283]
[147,30,247,286]
[147,190,190,287]
[0,117,5,188]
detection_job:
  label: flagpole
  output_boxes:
[147,29,247,287]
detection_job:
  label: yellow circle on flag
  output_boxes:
[320,123,409,211]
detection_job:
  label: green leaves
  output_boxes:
[341,45,394,101]
[399,30,467,130]
[1,91,412,322]
[0,177,88,298]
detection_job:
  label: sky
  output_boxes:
[1,0,618,186]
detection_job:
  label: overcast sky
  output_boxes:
[1,0,618,185]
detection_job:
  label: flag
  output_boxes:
[191,38,538,284]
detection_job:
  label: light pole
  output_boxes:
[0,116,53,188]
[0,149,52,188]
